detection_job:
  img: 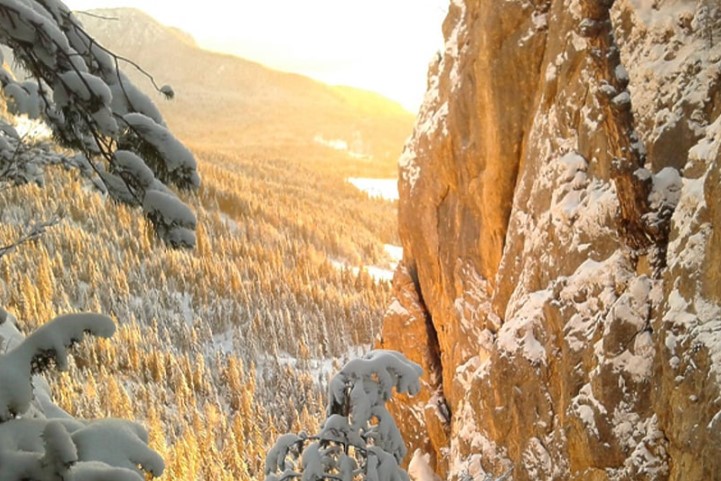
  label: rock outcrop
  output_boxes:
[379,1,721,480]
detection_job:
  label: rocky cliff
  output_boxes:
[379,1,721,480]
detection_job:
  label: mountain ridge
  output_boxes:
[79,7,414,176]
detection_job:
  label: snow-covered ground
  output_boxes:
[272,343,370,382]
[313,134,369,159]
[211,331,373,387]
[330,259,395,283]
[346,178,399,201]
[313,135,349,151]
[384,244,403,263]
[329,244,403,283]
[13,116,52,140]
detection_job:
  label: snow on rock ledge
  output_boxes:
[381,0,721,480]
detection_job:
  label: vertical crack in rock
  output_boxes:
[378,259,450,475]
[579,0,677,269]
[383,0,721,480]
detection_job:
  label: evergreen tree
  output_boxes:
[0,0,199,246]
[0,310,163,480]
[0,1,198,478]
[264,350,422,481]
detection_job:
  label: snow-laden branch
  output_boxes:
[0,313,115,421]
[0,0,200,247]
[265,350,422,481]
[0,309,164,481]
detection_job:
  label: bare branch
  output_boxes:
[67,16,171,96]
[72,10,118,21]
[0,213,61,260]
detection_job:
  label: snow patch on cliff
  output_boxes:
[522,437,553,480]
[549,151,618,241]
[453,262,497,341]
[663,116,721,388]
[562,254,630,351]
[446,0,467,89]
[498,290,550,365]
[613,0,721,154]
[570,383,606,438]
[449,399,511,481]
[409,450,441,481]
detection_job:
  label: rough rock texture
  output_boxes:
[379,1,721,480]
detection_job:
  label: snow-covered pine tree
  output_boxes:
[0,0,199,247]
[0,0,198,477]
[264,350,423,481]
[0,308,164,481]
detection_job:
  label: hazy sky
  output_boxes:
[63,0,449,112]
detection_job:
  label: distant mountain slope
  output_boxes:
[78,8,414,176]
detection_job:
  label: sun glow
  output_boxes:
[63,0,448,112]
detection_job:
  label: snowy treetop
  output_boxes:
[265,350,421,481]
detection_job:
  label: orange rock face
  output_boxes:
[382,1,721,480]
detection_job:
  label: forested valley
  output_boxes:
[0,7,414,480]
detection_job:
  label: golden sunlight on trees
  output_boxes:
[0,141,398,480]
